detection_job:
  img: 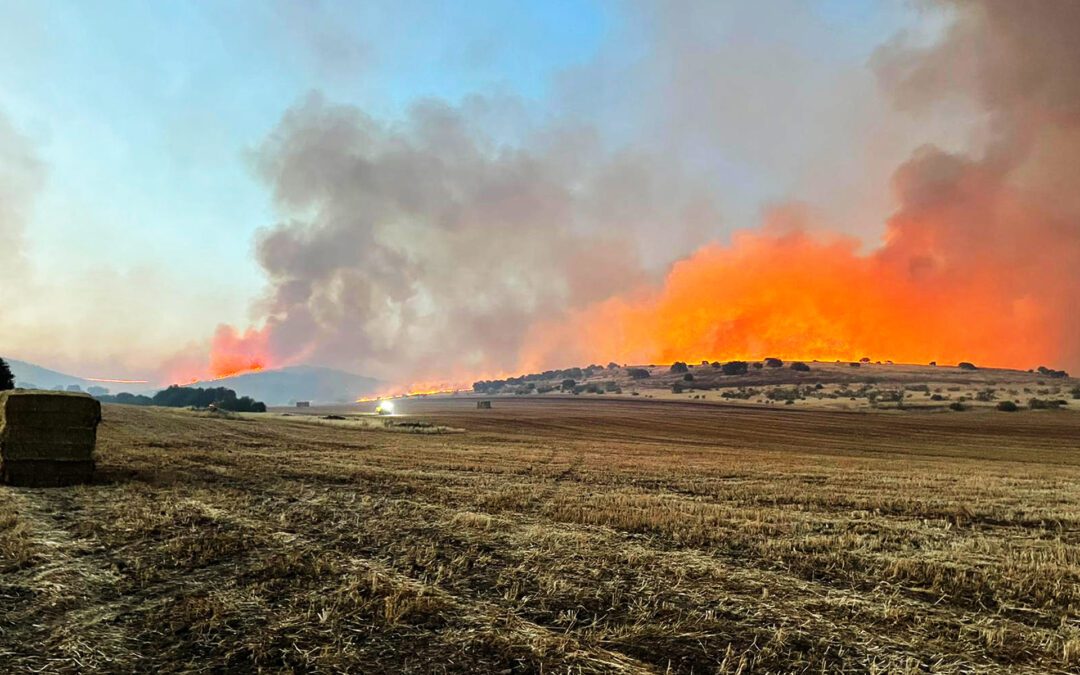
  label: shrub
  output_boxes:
[975,389,996,402]
[683,373,694,381]
[931,394,945,401]
[751,362,763,369]
[561,378,577,392]
[949,402,965,411]
[766,387,799,402]
[996,401,1019,412]
[1037,366,1069,379]
[1029,398,1066,410]
[671,382,685,394]
[790,362,810,372]
[849,362,861,368]
[670,362,689,374]
[958,362,978,370]
[0,358,13,391]
[627,368,650,379]
[764,358,783,368]
[859,357,870,363]
[721,361,749,376]
[1072,386,1080,400]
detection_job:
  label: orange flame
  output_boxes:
[83,377,150,384]
[209,325,272,378]
[356,385,463,402]
[522,201,1075,372]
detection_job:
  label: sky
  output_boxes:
[3,1,1076,382]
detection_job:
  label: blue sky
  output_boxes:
[0,1,938,377]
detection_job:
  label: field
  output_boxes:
[1,396,1079,672]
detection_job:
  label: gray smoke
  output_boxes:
[248,94,721,379]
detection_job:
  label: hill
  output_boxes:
[185,365,380,405]
[2,358,142,393]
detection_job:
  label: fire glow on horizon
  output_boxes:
[83,377,150,384]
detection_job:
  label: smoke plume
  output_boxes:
[212,0,1080,382]
[213,94,720,381]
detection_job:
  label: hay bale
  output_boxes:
[1,460,95,488]
[0,390,99,487]
[0,390,101,421]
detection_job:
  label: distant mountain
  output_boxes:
[3,358,380,405]
[5,358,97,392]
[185,365,381,405]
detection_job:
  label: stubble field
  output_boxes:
[1,397,1078,672]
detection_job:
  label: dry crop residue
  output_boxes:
[1,399,1078,672]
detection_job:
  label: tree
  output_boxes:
[561,378,577,392]
[721,361,749,376]
[996,400,1019,412]
[683,373,694,382]
[0,358,14,391]
[958,362,978,371]
[670,362,689,374]
[764,357,783,368]
[627,368,650,379]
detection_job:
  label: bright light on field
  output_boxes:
[375,400,395,415]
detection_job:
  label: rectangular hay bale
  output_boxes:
[0,426,97,446]
[0,460,95,488]
[1,438,96,461]
[0,391,99,486]
[0,390,101,426]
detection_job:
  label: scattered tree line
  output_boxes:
[98,385,267,412]
[474,364,619,394]
[1036,366,1069,379]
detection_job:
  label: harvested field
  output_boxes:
[1,398,1078,672]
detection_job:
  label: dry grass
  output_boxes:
[1,398,1078,672]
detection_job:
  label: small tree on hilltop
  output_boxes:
[0,358,14,391]
[721,361,749,376]
[561,378,577,392]
[670,362,689,374]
